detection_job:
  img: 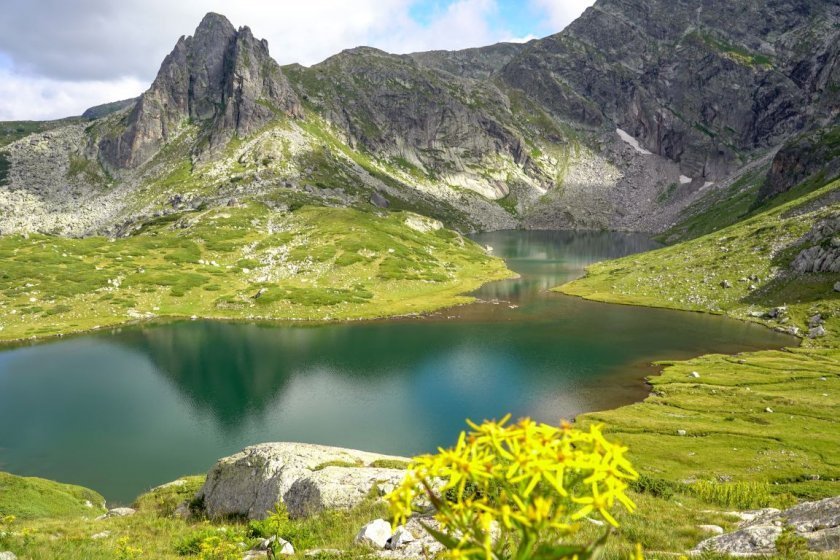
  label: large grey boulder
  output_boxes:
[197,442,410,519]
[694,496,840,554]
[0,552,17,560]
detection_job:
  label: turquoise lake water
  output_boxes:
[0,230,793,502]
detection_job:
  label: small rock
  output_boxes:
[697,525,724,535]
[91,531,112,540]
[0,552,17,560]
[775,326,800,336]
[254,536,294,556]
[808,325,826,338]
[174,502,191,519]
[355,519,392,548]
[253,288,268,299]
[720,280,732,289]
[243,552,268,560]
[834,281,840,292]
[677,429,688,436]
[689,371,700,378]
[369,191,390,209]
[386,525,416,550]
[808,314,823,328]
[765,407,774,413]
[304,550,343,558]
[96,507,136,520]
[768,306,787,319]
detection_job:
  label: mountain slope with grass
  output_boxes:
[0,201,510,343]
[2,0,837,240]
[560,177,840,501]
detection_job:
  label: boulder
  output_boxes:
[197,442,410,519]
[0,553,17,560]
[356,519,393,548]
[370,192,390,209]
[695,496,840,554]
[387,526,416,549]
[809,325,827,338]
[835,281,840,293]
[697,525,724,535]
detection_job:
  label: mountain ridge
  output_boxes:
[0,1,838,239]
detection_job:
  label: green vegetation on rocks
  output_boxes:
[0,201,511,343]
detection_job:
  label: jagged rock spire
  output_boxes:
[99,12,302,170]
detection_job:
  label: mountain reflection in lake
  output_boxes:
[0,230,794,502]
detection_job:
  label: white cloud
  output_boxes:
[0,71,145,121]
[530,0,594,33]
[0,0,595,120]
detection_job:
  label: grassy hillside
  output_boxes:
[0,202,512,343]
[560,178,840,500]
[0,468,799,559]
[0,473,105,520]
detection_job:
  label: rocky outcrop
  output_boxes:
[756,123,840,205]
[791,214,840,273]
[694,497,840,554]
[196,442,409,520]
[98,13,301,170]
[81,98,137,120]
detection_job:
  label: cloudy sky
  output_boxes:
[0,0,595,121]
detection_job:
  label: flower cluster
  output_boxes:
[386,416,638,560]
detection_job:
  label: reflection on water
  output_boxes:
[0,230,794,503]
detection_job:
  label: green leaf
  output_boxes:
[419,521,460,550]
[531,544,590,560]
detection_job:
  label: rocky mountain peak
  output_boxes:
[98,12,302,170]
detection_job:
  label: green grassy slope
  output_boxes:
[0,202,512,343]
[0,472,105,520]
[559,179,840,499]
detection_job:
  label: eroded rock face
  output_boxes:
[757,125,840,206]
[284,47,526,200]
[408,42,525,80]
[791,214,840,273]
[500,0,840,181]
[99,13,301,170]
[695,497,840,554]
[196,442,409,520]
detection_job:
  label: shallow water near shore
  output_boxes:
[0,230,794,503]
